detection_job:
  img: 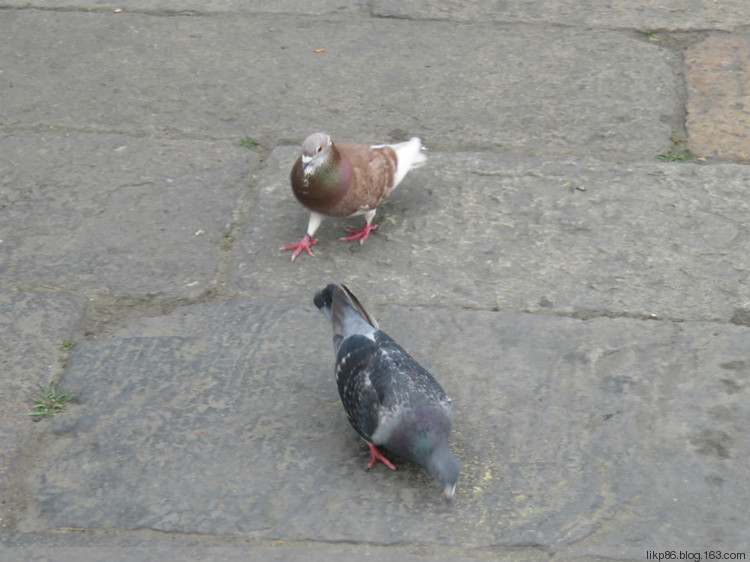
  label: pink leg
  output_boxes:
[340,222,378,245]
[280,233,318,261]
[367,442,396,470]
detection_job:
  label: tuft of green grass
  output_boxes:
[637,29,659,42]
[239,136,260,150]
[27,382,71,419]
[658,134,693,162]
[60,339,76,351]
[658,150,692,162]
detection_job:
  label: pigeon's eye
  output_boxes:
[317,146,323,153]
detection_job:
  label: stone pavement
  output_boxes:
[1,2,749,561]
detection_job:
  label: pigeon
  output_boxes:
[281,133,427,261]
[313,283,459,500]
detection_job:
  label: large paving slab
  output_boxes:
[0,290,88,497]
[231,148,750,323]
[686,32,750,161]
[7,297,749,558]
[372,0,750,31]
[0,1,363,14]
[0,132,255,297]
[0,11,674,157]
[1,536,549,562]
[4,0,749,30]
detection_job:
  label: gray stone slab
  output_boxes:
[0,11,674,157]
[0,132,256,297]
[12,298,750,555]
[231,148,750,324]
[0,1,362,15]
[372,0,750,31]
[6,0,750,29]
[0,537,548,562]
[0,290,88,497]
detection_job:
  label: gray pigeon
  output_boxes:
[313,283,459,500]
[281,133,426,261]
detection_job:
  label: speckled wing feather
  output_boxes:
[335,328,452,445]
[334,333,382,441]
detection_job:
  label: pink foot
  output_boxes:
[367,442,396,470]
[340,223,378,245]
[280,233,318,261]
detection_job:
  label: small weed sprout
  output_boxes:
[27,382,71,419]
[239,137,260,150]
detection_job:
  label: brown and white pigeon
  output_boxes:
[313,283,459,500]
[281,133,427,261]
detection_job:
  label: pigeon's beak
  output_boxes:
[443,482,456,501]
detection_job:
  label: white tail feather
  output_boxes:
[391,137,426,188]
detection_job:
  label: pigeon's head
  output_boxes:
[300,132,333,175]
[421,438,460,501]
